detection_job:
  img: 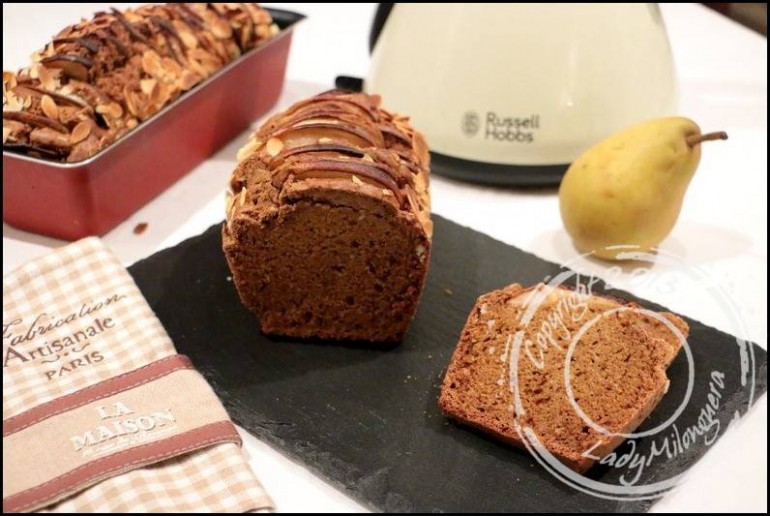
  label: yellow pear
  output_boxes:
[559,117,726,260]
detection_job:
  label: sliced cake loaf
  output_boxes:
[439,283,689,473]
[223,91,431,343]
[3,4,277,162]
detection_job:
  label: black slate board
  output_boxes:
[129,216,767,513]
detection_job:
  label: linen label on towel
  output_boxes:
[70,401,176,457]
[2,356,241,513]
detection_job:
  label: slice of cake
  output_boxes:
[439,283,688,473]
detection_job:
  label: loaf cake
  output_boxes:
[439,283,689,473]
[3,3,276,162]
[223,91,432,343]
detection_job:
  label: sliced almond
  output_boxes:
[174,20,199,49]
[126,118,138,129]
[256,24,270,39]
[266,137,284,157]
[238,187,248,206]
[181,29,199,49]
[96,102,123,119]
[124,11,142,23]
[2,74,16,98]
[140,79,157,96]
[162,57,183,79]
[149,82,170,111]
[250,6,271,25]
[111,102,124,119]
[188,48,210,62]
[141,50,163,77]
[211,18,233,39]
[295,118,339,127]
[406,191,420,214]
[382,189,394,197]
[2,71,16,88]
[3,126,11,144]
[362,154,374,163]
[4,92,23,112]
[351,175,364,186]
[239,19,254,49]
[177,70,199,91]
[237,138,262,162]
[124,86,139,117]
[200,54,222,74]
[423,218,434,239]
[70,120,91,144]
[187,57,210,79]
[224,188,235,218]
[38,66,60,91]
[40,94,59,120]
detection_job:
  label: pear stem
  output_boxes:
[686,131,728,146]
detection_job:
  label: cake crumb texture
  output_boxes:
[439,283,688,472]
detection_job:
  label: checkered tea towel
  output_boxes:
[3,238,273,513]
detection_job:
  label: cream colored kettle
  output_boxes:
[365,3,677,185]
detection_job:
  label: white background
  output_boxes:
[3,3,767,512]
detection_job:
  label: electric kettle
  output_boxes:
[364,4,677,185]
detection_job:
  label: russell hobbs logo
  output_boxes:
[462,111,480,136]
[462,111,540,143]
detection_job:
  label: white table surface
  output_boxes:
[3,3,767,513]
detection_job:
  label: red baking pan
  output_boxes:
[3,8,304,241]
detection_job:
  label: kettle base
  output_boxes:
[431,151,568,187]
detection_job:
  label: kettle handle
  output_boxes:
[369,3,394,53]
[334,3,393,92]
